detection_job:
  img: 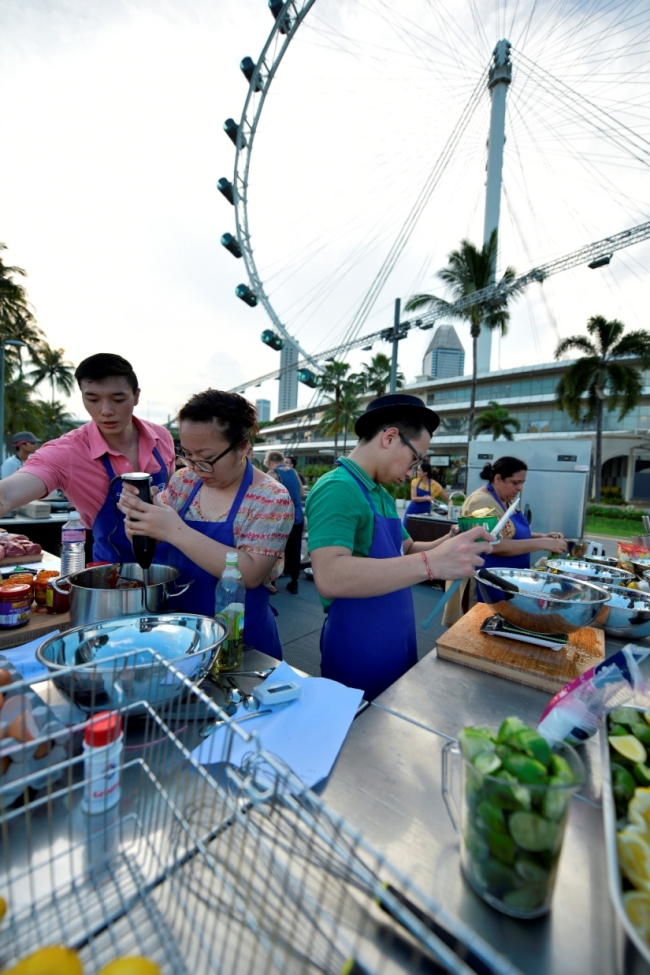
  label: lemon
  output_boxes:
[629,789,650,836]
[7,945,82,975]
[0,896,6,923]
[609,735,647,764]
[98,958,161,975]
[625,890,650,945]
[618,828,650,891]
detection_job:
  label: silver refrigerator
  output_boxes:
[466,438,593,539]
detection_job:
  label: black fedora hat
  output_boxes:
[354,393,440,439]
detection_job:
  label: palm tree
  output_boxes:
[320,382,363,456]
[405,230,523,440]
[555,315,650,502]
[358,352,404,397]
[33,400,76,442]
[27,344,75,404]
[0,244,44,373]
[3,378,45,448]
[474,401,521,441]
[317,361,351,458]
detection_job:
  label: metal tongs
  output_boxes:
[421,494,521,629]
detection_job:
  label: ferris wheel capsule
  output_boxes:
[240,57,263,92]
[236,284,258,307]
[224,118,247,148]
[216,177,234,205]
[221,233,242,258]
[269,0,292,34]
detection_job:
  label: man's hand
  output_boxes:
[424,526,493,579]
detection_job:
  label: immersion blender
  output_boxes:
[120,473,157,586]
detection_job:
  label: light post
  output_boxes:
[0,340,25,463]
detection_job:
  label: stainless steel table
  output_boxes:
[321,647,650,975]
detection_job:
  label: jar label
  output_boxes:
[0,610,30,625]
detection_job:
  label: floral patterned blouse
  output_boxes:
[156,468,294,568]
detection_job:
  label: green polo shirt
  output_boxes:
[305,458,410,609]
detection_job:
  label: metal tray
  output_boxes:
[600,710,650,965]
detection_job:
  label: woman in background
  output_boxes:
[402,461,449,525]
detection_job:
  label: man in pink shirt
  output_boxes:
[0,353,175,563]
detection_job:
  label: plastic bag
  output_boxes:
[537,646,650,745]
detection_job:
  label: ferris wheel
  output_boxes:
[218,0,650,407]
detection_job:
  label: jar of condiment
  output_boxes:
[35,570,59,606]
[45,579,70,615]
[0,583,32,628]
[6,572,35,598]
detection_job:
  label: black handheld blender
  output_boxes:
[117,472,157,585]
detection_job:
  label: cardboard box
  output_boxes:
[16,501,51,519]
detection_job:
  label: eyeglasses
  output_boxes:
[398,431,426,470]
[177,441,240,472]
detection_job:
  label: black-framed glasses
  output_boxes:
[177,441,240,472]
[398,431,426,470]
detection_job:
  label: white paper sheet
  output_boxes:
[1,632,58,683]
[192,661,363,790]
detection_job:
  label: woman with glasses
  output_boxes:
[402,460,449,525]
[118,390,294,658]
[305,393,493,700]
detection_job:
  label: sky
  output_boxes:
[1,0,649,424]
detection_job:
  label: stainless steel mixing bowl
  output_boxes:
[549,559,635,587]
[36,613,226,713]
[596,584,650,639]
[476,567,610,634]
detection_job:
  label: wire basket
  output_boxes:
[0,652,521,975]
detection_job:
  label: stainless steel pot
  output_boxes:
[52,563,192,627]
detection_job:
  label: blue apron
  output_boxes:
[403,477,434,525]
[154,460,282,660]
[320,466,418,701]
[93,448,168,563]
[476,482,532,601]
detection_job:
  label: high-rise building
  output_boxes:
[278,340,299,413]
[422,325,465,379]
[255,399,271,423]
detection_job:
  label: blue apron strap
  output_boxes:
[338,463,383,517]
[152,446,168,487]
[225,460,253,528]
[179,478,202,519]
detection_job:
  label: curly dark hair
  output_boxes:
[480,456,527,482]
[178,390,259,445]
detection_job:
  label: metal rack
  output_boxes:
[0,653,521,975]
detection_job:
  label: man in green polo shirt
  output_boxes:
[306,393,492,699]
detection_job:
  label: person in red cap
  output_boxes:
[306,393,494,700]
[0,432,40,479]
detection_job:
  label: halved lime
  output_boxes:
[515,854,549,884]
[609,735,647,764]
[509,811,560,852]
[474,752,502,775]
[503,754,548,785]
[487,830,516,865]
[541,776,572,821]
[497,716,528,744]
[512,729,552,769]
[503,884,547,912]
[477,800,506,833]
[459,728,496,761]
[549,754,574,784]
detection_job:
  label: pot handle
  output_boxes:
[166,579,194,599]
[50,575,70,594]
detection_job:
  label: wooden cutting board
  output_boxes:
[0,553,43,568]
[436,603,605,693]
[0,608,70,651]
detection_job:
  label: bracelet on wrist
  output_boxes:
[421,550,435,582]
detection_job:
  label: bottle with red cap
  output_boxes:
[80,710,123,814]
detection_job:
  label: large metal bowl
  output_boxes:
[630,557,650,576]
[549,559,635,587]
[596,584,650,639]
[476,567,610,634]
[36,613,226,713]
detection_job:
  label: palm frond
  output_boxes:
[554,335,596,359]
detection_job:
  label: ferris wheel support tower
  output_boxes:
[477,39,512,374]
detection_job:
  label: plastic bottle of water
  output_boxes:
[60,511,87,577]
[211,551,245,674]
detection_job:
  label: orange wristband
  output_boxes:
[421,551,435,581]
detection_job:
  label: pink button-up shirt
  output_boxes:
[18,417,175,529]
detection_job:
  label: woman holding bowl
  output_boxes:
[442,455,567,624]
[118,390,294,658]
[402,460,449,525]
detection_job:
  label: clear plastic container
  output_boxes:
[60,512,86,577]
[211,551,245,673]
